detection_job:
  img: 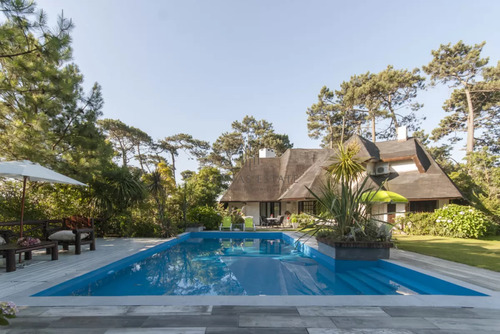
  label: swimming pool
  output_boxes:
[34,232,487,297]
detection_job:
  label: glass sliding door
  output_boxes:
[259,202,281,217]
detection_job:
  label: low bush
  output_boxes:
[397,212,436,236]
[187,206,222,230]
[291,213,315,227]
[397,204,496,239]
[434,204,495,238]
[128,220,159,237]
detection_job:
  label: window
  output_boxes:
[298,201,318,214]
[409,200,437,213]
[260,202,281,217]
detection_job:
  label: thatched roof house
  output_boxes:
[221,134,462,225]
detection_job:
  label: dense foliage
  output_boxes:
[398,204,496,238]
[186,206,222,231]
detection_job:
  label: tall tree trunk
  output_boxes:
[340,114,346,144]
[137,144,145,172]
[371,114,376,142]
[388,95,399,131]
[464,88,475,153]
[170,152,176,182]
[328,126,334,149]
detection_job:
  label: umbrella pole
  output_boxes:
[20,176,27,238]
[19,176,27,263]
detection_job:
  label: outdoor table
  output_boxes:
[232,222,244,231]
[0,241,58,272]
[265,218,279,226]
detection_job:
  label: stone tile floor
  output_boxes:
[3,305,500,333]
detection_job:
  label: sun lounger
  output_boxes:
[219,216,232,231]
[243,216,255,231]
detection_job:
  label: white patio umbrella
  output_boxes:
[0,160,86,237]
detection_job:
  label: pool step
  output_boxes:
[369,267,442,295]
[358,268,403,290]
[336,272,381,295]
[346,269,399,295]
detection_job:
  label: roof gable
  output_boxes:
[221,137,463,202]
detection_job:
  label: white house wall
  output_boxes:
[389,160,418,173]
[371,204,388,222]
[245,202,260,226]
[371,203,407,222]
[396,203,406,218]
[438,199,449,208]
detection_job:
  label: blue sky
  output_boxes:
[37,0,500,176]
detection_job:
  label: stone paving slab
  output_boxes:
[0,329,107,334]
[5,306,500,333]
[468,307,500,318]
[381,306,478,318]
[206,327,308,333]
[106,328,206,334]
[332,316,438,329]
[128,305,212,315]
[4,316,61,329]
[40,306,130,317]
[307,329,415,334]
[211,305,299,315]
[298,306,388,317]
[48,316,148,328]
[239,314,336,328]
[413,330,500,334]
[424,317,500,331]
[142,315,239,328]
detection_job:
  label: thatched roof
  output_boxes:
[220,149,327,202]
[220,136,462,202]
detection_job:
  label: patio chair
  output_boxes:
[259,216,267,227]
[277,215,285,226]
[47,216,96,255]
[243,216,255,231]
[219,216,232,231]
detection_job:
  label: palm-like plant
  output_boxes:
[304,142,383,242]
[146,162,176,237]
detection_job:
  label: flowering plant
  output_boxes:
[17,236,41,247]
[434,204,494,238]
[0,301,18,326]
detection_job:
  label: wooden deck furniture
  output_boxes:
[47,216,96,255]
[0,241,58,272]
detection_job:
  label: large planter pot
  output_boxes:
[185,226,204,232]
[317,238,393,261]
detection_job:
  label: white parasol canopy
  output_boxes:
[0,160,86,186]
[0,160,86,238]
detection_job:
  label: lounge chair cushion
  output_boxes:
[49,230,89,241]
[0,236,5,245]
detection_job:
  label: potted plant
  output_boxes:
[290,214,299,229]
[302,143,393,260]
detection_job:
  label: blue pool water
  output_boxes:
[34,232,486,296]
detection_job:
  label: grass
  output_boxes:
[394,234,500,272]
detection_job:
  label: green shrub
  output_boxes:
[434,204,495,238]
[397,204,496,239]
[293,213,315,227]
[187,206,222,230]
[128,220,159,237]
[397,212,436,235]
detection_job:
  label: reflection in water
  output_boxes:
[69,238,400,296]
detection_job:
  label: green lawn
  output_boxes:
[394,235,500,272]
